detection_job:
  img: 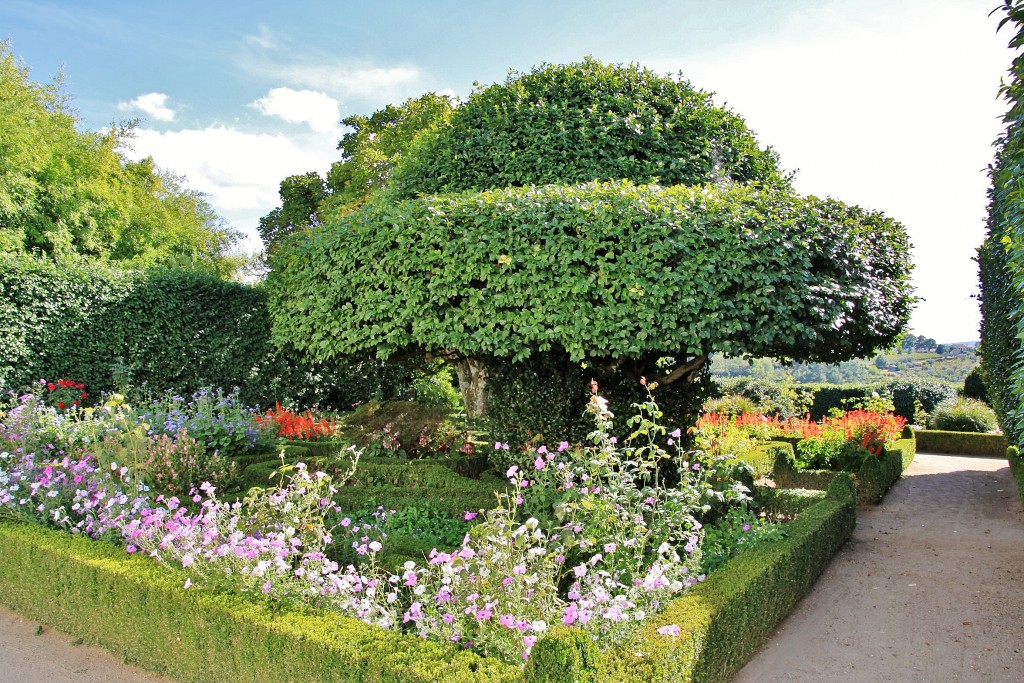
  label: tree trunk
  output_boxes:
[453,357,490,420]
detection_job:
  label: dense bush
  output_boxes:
[270,59,914,437]
[962,366,989,402]
[386,58,788,200]
[980,1,1024,446]
[0,253,412,409]
[928,397,999,433]
[885,378,956,422]
[713,376,809,418]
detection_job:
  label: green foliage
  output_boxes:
[928,397,999,433]
[886,378,957,421]
[257,93,456,257]
[257,171,326,256]
[0,253,410,409]
[531,474,856,683]
[270,181,913,373]
[0,44,242,275]
[980,2,1024,446]
[411,363,465,411]
[962,366,989,402]
[387,58,789,199]
[0,522,518,683]
[1008,446,1024,506]
[712,376,810,418]
[913,429,1010,457]
[702,393,760,418]
[327,92,457,212]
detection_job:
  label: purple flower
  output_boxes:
[657,624,681,637]
[464,511,478,521]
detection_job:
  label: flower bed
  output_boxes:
[695,409,914,504]
[0,385,857,679]
[0,473,855,683]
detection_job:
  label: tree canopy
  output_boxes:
[257,92,455,256]
[0,43,242,275]
[386,58,789,199]
[268,59,914,419]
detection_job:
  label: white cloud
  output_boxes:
[249,87,341,133]
[646,1,1010,342]
[250,60,422,106]
[245,25,278,50]
[117,92,175,122]
[121,124,339,252]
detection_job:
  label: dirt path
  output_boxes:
[0,604,174,682]
[734,452,1024,683]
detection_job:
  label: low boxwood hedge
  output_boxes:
[523,474,858,683]
[913,429,1009,457]
[0,473,857,683]
[770,435,915,505]
[0,522,517,683]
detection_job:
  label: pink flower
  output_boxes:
[557,441,570,452]
[657,624,681,637]
[534,456,546,470]
[464,511,478,520]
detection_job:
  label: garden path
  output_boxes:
[734,452,1024,683]
[0,604,174,682]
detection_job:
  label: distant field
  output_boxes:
[711,347,977,386]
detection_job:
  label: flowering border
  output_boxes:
[0,474,856,683]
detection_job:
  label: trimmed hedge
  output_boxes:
[913,429,1009,457]
[771,436,916,505]
[0,474,857,683]
[524,474,857,683]
[238,455,502,519]
[0,522,518,683]
[1008,446,1024,506]
[0,254,412,409]
[802,379,957,422]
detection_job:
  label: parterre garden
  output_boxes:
[2,30,1022,681]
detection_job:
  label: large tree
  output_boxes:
[269,60,914,421]
[257,92,455,256]
[0,43,242,275]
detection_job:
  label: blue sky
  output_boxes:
[0,0,1014,343]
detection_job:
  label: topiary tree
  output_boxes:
[268,60,914,430]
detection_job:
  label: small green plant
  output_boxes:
[702,394,759,418]
[928,397,999,433]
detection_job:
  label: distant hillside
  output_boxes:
[711,345,977,386]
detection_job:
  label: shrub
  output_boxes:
[883,378,957,422]
[713,377,810,419]
[702,394,760,418]
[928,397,999,433]
[962,366,989,403]
[340,400,474,459]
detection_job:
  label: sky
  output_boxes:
[0,0,1015,343]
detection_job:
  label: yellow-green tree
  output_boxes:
[0,43,242,276]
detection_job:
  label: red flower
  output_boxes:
[47,383,56,391]
[81,392,88,399]
[57,401,66,410]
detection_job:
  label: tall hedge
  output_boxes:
[980,1,1024,445]
[0,254,408,407]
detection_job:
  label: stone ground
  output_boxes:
[0,452,1022,682]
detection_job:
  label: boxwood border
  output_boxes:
[913,429,1009,457]
[0,478,857,683]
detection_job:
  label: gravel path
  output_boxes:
[0,453,1021,682]
[734,452,1024,683]
[0,605,173,682]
